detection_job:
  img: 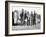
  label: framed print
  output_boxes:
[5,1,45,36]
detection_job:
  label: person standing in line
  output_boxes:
[33,11,36,25]
[27,12,30,26]
[24,10,27,25]
[31,11,34,25]
[20,9,24,25]
[12,11,14,25]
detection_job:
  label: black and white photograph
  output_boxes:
[12,7,41,30]
[5,1,45,36]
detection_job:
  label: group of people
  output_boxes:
[12,9,36,26]
[20,9,36,26]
